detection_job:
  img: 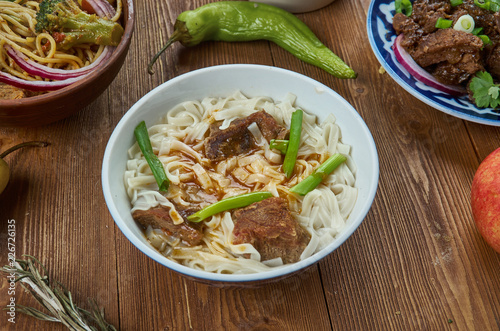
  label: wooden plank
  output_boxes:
[0,0,499,330]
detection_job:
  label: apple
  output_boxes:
[471,147,500,253]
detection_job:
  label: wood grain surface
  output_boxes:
[1,0,499,330]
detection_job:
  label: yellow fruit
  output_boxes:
[0,141,49,195]
[0,158,9,194]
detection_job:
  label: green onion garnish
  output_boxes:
[395,0,413,16]
[435,17,453,29]
[479,34,492,45]
[187,192,273,222]
[283,109,303,178]
[474,0,490,10]
[269,139,289,154]
[289,153,347,196]
[134,121,169,192]
[453,14,474,33]
[450,0,463,6]
[490,0,500,11]
[472,27,483,35]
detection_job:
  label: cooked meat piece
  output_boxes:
[132,206,203,246]
[204,120,253,162]
[0,83,45,99]
[248,110,289,141]
[232,197,310,264]
[204,110,288,161]
[410,29,483,68]
[486,44,500,80]
[0,83,26,100]
[430,53,484,85]
[411,0,450,35]
[456,1,498,39]
[393,13,423,48]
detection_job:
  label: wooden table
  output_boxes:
[1,0,499,330]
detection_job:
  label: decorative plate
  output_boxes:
[367,0,500,126]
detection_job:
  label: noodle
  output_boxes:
[125,91,359,274]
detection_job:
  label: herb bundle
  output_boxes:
[1,255,116,331]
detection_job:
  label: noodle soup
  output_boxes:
[124,91,357,274]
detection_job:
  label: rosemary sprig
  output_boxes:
[1,255,116,331]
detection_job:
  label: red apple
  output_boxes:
[471,147,500,253]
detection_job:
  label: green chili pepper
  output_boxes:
[289,153,347,196]
[134,121,170,192]
[148,1,356,79]
[187,191,273,222]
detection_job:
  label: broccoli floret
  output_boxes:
[35,0,124,50]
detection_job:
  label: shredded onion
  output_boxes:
[393,34,466,96]
[6,46,112,80]
[0,70,88,91]
[84,0,105,17]
[87,0,116,18]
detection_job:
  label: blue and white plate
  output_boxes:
[367,0,500,126]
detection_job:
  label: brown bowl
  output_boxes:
[0,0,135,127]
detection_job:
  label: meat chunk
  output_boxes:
[486,44,500,80]
[204,120,253,162]
[0,83,45,99]
[410,29,483,68]
[232,197,310,264]
[411,0,450,34]
[132,206,203,246]
[430,53,484,85]
[204,110,288,161]
[392,13,423,49]
[0,83,26,100]
[248,110,289,141]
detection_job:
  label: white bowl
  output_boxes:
[102,64,379,285]
[254,0,336,13]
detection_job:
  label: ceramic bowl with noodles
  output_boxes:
[102,64,379,286]
[0,0,135,127]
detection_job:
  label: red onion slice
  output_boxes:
[0,70,88,91]
[87,0,116,19]
[84,0,105,17]
[393,34,466,97]
[6,46,113,80]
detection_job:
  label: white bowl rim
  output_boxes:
[102,64,379,283]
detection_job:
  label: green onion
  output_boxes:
[450,0,463,6]
[453,14,474,33]
[134,121,169,192]
[479,34,492,45]
[435,17,453,29]
[269,139,289,154]
[472,27,483,35]
[289,153,347,196]
[187,191,273,222]
[282,109,303,178]
[474,0,490,10]
[490,0,500,11]
[395,0,413,16]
